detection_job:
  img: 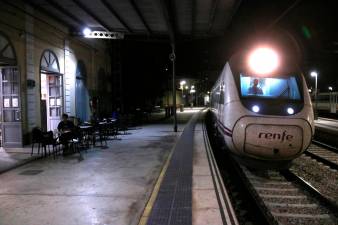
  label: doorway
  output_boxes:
[0,32,21,148]
[0,67,22,147]
[40,50,62,132]
[40,73,63,131]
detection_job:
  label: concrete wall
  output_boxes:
[0,2,111,144]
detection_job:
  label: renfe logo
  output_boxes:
[258,130,293,142]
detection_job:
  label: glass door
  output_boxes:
[47,74,63,131]
[0,67,22,148]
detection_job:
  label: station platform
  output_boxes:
[0,147,41,174]
[315,117,338,134]
[0,108,237,225]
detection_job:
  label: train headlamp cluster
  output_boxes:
[251,105,295,115]
[248,47,279,75]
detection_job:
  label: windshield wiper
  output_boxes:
[278,81,291,98]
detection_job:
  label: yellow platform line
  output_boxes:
[137,148,174,225]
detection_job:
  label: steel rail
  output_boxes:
[312,140,338,153]
[280,169,338,217]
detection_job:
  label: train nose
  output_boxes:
[232,117,312,160]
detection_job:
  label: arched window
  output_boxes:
[40,50,60,73]
[0,32,16,65]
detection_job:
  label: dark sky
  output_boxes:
[121,0,338,106]
[121,41,171,108]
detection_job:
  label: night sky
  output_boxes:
[121,0,338,106]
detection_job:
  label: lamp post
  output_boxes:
[310,71,318,120]
[170,44,177,132]
[180,80,186,97]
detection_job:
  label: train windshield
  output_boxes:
[240,74,302,100]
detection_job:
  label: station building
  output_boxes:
[0,3,111,147]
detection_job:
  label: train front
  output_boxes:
[229,47,314,169]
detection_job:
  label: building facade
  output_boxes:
[0,3,111,147]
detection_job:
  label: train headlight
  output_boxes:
[248,47,279,74]
[287,107,294,115]
[252,105,260,113]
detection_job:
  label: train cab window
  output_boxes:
[240,74,302,100]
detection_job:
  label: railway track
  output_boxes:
[305,141,338,171]
[205,116,338,224]
[239,166,338,225]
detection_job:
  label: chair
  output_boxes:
[118,116,128,135]
[93,123,108,147]
[107,121,119,139]
[41,131,60,159]
[71,126,86,154]
[68,138,81,156]
[31,127,43,156]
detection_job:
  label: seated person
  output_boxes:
[58,113,75,133]
[57,113,75,153]
[248,79,263,95]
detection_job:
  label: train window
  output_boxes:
[211,88,219,108]
[240,74,301,100]
[219,83,224,104]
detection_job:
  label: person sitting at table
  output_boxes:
[58,113,75,154]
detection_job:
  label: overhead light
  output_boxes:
[252,105,260,113]
[82,27,92,37]
[248,47,279,75]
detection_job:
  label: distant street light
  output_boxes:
[180,80,186,98]
[310,71,318,120]
[328,86,335,113]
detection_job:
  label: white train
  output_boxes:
[210,46,314,169]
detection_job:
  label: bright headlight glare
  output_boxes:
[287,107,294,115]
[248,47,279,74]
[252,105,260,113]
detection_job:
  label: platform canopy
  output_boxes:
[20,0,242,42]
